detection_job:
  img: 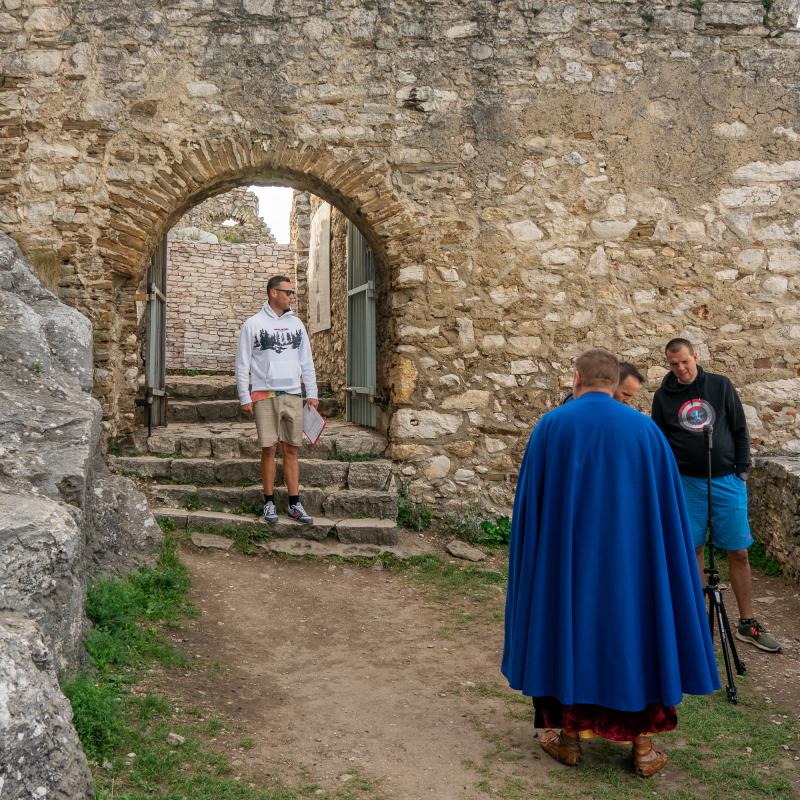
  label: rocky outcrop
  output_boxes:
[86,473,162,576]
[0,233,163,799]
[0,614,94,800]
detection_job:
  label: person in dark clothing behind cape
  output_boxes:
[503,349,719,777]
[651,338,781,653]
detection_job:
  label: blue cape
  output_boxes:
[502,393,719,711]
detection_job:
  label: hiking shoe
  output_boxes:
[288,502,313,525]
[261,500,278,524]
[735,619,782,653]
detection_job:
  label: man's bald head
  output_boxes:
[573,349,620,397]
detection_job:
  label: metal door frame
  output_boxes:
[346,221,377,428]
[143,237,168,428]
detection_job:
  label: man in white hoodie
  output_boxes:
[236,275,319,525]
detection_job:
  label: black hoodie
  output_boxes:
[651,366,750,478]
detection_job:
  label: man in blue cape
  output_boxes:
[502,349,719,777]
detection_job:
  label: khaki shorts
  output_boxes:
[254,394,303,448]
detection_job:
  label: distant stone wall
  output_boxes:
[166,241,295,372]
[173,187,276,245]
[750,457,800,586]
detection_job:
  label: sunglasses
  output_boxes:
[274,288,296,297]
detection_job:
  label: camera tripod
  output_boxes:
[702,424,746,704]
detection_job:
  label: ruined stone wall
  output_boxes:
[166,241,295,372]
[750,457,800,585]
[2,0,800,509]
[290,191,311,320]
[174,186,276,244]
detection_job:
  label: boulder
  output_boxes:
[0,493,86,675]
[0,614,94,800]
[86,473,163,576]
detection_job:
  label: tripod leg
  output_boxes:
[712,591,738,704]
[706,588,715,638]
[719,602,746,676]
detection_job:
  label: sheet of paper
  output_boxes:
[303,403,326,446]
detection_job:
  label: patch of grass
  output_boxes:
[396,483,432,532]
[438,504,483,543]
[158,517,177,533]
[187,524,271,555]
[31,361,44,374]
[334,453,379,462]
[392,553,506,603]
[748,539,782,577]
[183,491,203,511]
[690,0,703,11]
[231,500,263,517]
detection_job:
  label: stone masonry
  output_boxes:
[171,186,277,245]
[165,240,295,372]
[1,0,800,512]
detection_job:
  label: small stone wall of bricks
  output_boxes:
[166,240,295,372]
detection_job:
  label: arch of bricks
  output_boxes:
[2,0,800,510]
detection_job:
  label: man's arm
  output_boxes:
[235,321,253,412]
[298,324,318,408]
[726,378,751,474]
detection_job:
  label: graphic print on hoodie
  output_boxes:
[235,302,318,406]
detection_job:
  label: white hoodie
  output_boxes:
[235,302,318,405]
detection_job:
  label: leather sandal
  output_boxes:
[540,729,582,766]
[633,741,668,777]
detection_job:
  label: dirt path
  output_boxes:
[160,546,800,799]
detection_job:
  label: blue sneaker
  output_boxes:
[287,502,312,525]
[261,500,278,524]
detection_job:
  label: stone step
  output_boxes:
[166,374,237,401]
[165,376,341,418]
[157,508,399,546]
[168,399,249,423]
[189,531,430,561]
[144,483,397,519]
[145,420,387,460]
[167,397,345,423]
[112,455,393,490]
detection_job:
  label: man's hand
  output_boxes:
[306,398,319,410]
[242,403,253,415]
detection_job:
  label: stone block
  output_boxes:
[299,459,349,488]
[441,390,491,410]
[702,2,764,27]
[335,519,399,546]
[347,460,392,490]
[390,409,463,439]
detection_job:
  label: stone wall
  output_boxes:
[298,195,348,403]
[172,186,276,245]
[2,0,800,509]
[166,240,295,372]
[750,457,800,585]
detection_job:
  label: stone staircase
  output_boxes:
[113,374,400,546]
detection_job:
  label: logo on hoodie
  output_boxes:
[678,398,715,432]
[254,329,303,354]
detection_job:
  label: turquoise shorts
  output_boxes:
[680,473,753,551]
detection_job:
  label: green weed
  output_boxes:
[396,483,433,531]
[334,453,379,462]
[183,491,203,511]
[477,515,511,547]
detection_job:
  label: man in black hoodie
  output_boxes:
[652,338,781,654]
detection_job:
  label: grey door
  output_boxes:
[144,237,168,427]
[346,222,377,428]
